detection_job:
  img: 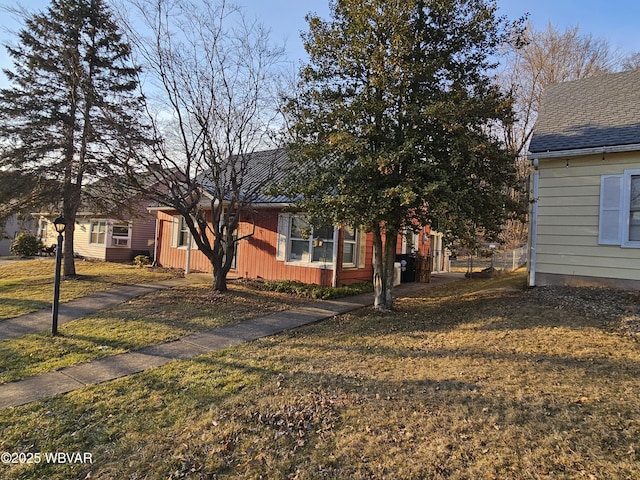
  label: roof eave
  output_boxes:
[528,142,640,160]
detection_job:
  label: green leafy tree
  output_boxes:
[0,0,147,277]
[284,0,522,310]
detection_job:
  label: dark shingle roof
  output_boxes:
[528,68,640,154]
[200,148,294,204]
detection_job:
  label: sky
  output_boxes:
[1,0,640,85]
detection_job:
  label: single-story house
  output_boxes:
[152,148,444,286]
[527,68,640,288]
[37,197,156,263]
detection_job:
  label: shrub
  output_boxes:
[10,233,43,257]
[261,280,373,300]
[133,255,152,268]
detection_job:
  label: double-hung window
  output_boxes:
[171,216,192,248]
[289,215,311,261]
[89,221,107,245]
[599,169,640,247]
[277,214,335,264]
[342,226,358,266]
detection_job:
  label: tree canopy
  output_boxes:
[283,0,523,309]
[0,0,146,276]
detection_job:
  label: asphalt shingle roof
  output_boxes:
[200,147,294,204]
[528,68,640,154]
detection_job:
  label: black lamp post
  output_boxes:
[51,215,66,336]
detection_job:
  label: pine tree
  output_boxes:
[0,0,146,276]
[284,0,522,309]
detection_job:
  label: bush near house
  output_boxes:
[133,254,152,268]
[9,232,42,257]
[259,279,373,300]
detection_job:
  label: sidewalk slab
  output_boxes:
[61,351,172,386]
[0,273,465,408]
[0,371,84,409]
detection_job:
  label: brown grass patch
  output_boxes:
[0,272,639,479]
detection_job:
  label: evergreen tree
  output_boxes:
[0,0,146,276]
[284,0,522,309]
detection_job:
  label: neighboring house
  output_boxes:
[0,214,36,256]
[37,197,156,263]
[153,148,441,286]
[528,68,640,289]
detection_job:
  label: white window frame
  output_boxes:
[276,213,367,269]
[623,170,640,247]
[89,220,107,245]
[110,223,131,248]
[342,226,360,268]
[276,214,338,267]
[290,215,335,265]
[171,215,192,249]
[599,169,640,248]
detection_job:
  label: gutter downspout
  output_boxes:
[528,158,540,287]
[152,217,159,267]
[185,233,192,275]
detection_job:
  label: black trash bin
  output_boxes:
[395,254,416,282]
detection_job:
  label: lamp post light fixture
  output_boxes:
[51,215,66,336]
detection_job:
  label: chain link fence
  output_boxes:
[451,246,527,274]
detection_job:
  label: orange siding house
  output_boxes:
[151,148,437,286]
[154,207,375,287]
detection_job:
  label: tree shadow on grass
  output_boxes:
[0,298,50,320]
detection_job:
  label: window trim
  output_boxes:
[284,214,337,268]
[342,226,358,268]
[622,170,640,248]
[89,220,107,245]
[172,215,194,249]
[110,222,131,248]
[599,169,640,248]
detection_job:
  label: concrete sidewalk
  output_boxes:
[0,273,463,409]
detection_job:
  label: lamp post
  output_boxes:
[51,215,66,336]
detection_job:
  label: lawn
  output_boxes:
[1,272,639,479]
[0,281,311,384]
[0,258,183,320]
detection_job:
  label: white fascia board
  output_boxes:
[528,143,640,161]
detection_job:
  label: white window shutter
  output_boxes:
[599,175,623,245]
[171,216,179,248]
[276,213,290,261]
[357,230,367,268]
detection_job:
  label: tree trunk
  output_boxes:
[373,226,385,309]
[210,245,227,292]
[62,200,78,278]
[372,225,398,311]
[213,269,227,292]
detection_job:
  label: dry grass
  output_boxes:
[0,259,182,320]
[1,272,639,479]
[0,282,310,383]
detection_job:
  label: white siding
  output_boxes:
[534,152,640,283]
[74,219,107,259]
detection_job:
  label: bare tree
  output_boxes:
[120,0,286,291]
[496,22,621,247]
[500,22,620,162]
[621,51,640,71]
